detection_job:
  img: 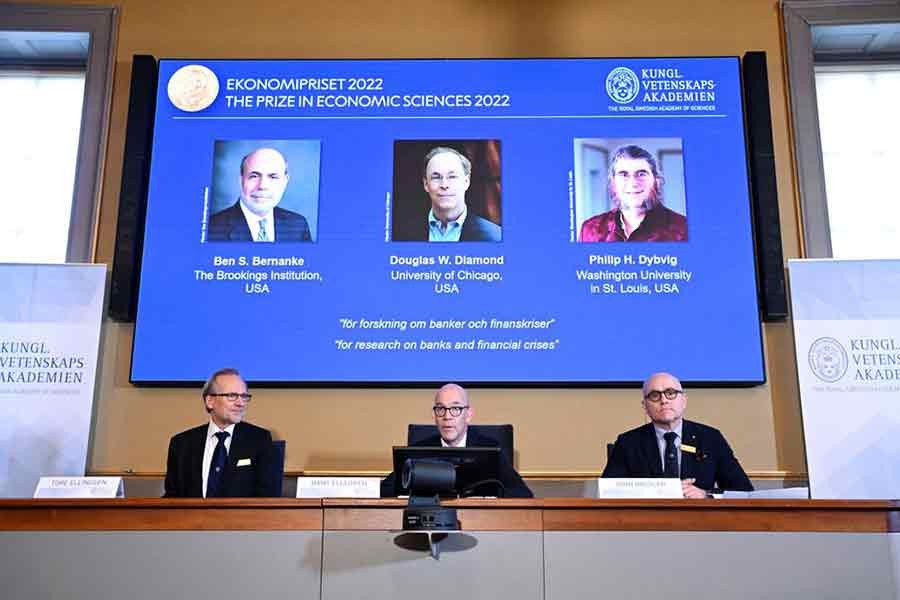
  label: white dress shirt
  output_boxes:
[239,201,275,242]
[440,433,468,448]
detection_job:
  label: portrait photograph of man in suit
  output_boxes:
[391,140,502,242]
[205,139,321,242]
[575,138,687,243]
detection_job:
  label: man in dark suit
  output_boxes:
[602,372,753,497]
[163,368,282,498]
[207,147,312,242]
[380,383,532,498]
[392,146,502,242]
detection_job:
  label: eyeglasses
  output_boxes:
[208,392,252,402]
[614,170,652,181]
[427,173,461,184]
[643,388,683,403]
[432,405,469,417]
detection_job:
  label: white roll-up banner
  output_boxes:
[0,263,106,497]
[790,258,900,499]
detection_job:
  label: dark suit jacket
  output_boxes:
[163,421,283,497]
[380,428,532,498]
[393,212,502,241]
[602,420,753,492]
[207,201,312,242]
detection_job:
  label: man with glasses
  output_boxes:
[163,367,282,497]
[380,383,532,497]
[392,146,502,241]
[579,144,687,242]
[602,372,752,497]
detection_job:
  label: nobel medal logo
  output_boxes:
[605,67,640,104]
[167,64,219,112]
[808,337,849,383]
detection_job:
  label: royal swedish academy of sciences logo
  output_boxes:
[808,337,849,383]
[605,67,640,104]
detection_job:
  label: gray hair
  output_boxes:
[608,144,664,209]
[202,367,243,411]
[423,147,471,177]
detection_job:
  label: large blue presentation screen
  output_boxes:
[131,57,765,384]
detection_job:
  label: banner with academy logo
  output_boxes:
[0,264,106,497]
[789,259,900,499]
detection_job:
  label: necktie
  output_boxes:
[257,218,268,241]
[663,431,679,478]
[206,431,229,498]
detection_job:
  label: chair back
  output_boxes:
[271,440,286,497]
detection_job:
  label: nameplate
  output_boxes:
[296,477,381,498]
[34,477,124,499]
[596,478,682,499]
[721,487,809,500]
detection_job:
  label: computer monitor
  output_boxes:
[391,446,501,498]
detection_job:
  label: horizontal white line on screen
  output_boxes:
[172,113,728,120]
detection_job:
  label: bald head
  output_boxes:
[435,383,467,404]
[642,372,682,397]
[432,383,472,446]
[240,147,288,177]
[641,372,688,430]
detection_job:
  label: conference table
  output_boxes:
[2,498,898,600]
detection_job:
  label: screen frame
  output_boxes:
[128,55,768,388]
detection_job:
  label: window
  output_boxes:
[0,70,85,262]
[782,1,900,257]
[0,7,117,263]
[814,66,900,258]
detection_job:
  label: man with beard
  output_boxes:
[580,144,687,242]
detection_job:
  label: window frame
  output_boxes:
[0,5,117,262]
[782,0,900,258]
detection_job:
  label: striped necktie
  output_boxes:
[257,218,268,241]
